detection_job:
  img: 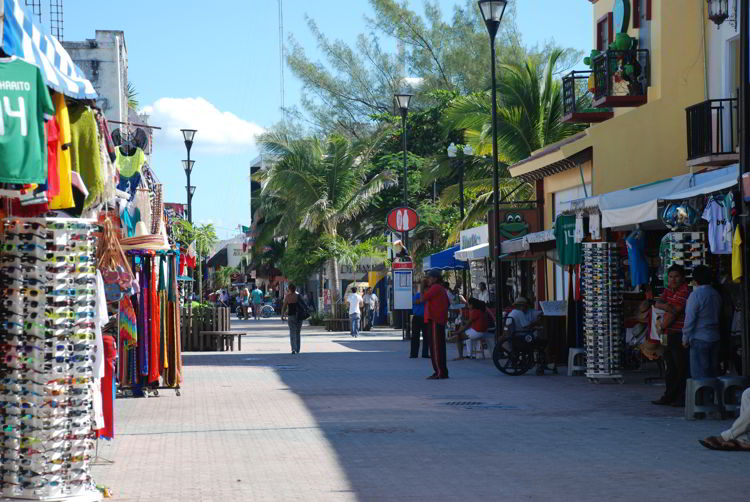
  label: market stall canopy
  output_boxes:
[660,164,738,201]
[423,245,468,271]
[454,243,489,261]
[1,0,97,99]
[500,229,555,255]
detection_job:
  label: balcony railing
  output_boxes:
[686,98,739,166]
[593,49,650,108]
[562,70,614,124]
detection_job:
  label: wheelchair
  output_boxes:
[492,316,549,376]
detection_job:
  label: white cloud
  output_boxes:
[141,97,265,154]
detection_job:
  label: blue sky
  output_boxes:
[58,1,591,239]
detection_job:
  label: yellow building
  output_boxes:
[507,0,727,300]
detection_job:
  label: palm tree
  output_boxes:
[436,49,588,230]
[259,133,396,301]
[215,266,238,290]
[173,220,218,301]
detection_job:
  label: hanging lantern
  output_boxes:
[707,0,729,26]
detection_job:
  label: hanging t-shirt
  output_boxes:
[115,146,145,178]
[702,198,732,254]
[589,212,601,240]
[626,231,649,287]
[0,56,56,184]
[49,92,74,209]
[574,215,584,243]
[732,226,742,283]
[554,215,581,265]
[121,207,142,238]
[44,117,60,198]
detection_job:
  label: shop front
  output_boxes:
[454,224,489,299]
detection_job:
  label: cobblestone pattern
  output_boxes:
[91,318,750,501]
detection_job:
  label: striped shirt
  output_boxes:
[660,283,690,334]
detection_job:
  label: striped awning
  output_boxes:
[1,0,97,99]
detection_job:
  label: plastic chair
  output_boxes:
[467,334,490,359]
[685,378,722,420]
[567,348,587,376]
[718,376,750,418]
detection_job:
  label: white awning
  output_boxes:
[500,237,528,255]
[660,164,739,201]
[454,243,489,261]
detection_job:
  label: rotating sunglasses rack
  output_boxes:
[0,218,101,502]
[582,242,625,384]
[658,232,706,288]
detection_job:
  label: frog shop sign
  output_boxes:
[488,209,541,257]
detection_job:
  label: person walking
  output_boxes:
[362,287,379,331]
[239,287,250,319]
[282,284,302,354]
[653,265,691,406]
[682,265,722,378]
[251,284,264,320]
[346,286,363,338]
[410,279,430,359]
[415,270,450,379]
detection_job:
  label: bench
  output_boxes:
[199,331,246,351]
[324,319,351,332]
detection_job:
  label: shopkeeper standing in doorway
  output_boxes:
[652,265,691,407]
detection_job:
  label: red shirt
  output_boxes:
[423,283,449,325]
[469,308,488,332]
[660,282,690,333]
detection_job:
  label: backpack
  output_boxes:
[296,293,310,321]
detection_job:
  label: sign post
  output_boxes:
[392,259,413,341]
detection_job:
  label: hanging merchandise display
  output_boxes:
[0,218,102,501]
[582,242,624,384]
[658,232,706,287]
[554,214,582,265]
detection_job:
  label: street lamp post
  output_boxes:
[395,93,413,250]
[181,129,197,223]
[448,143,474,298]
[478,0,508,333]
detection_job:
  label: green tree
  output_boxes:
[173,220,219,301]
[215,266,237,290]
[258,133,396,300]
[436,50,588,230]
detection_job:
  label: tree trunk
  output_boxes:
[198,256,203,302]
[329,257,340,304]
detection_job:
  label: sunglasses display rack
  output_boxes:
[658,232,706,288]
[582,242,625,384]
[0,218,101,502]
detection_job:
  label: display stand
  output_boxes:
[658,232,706,286]
[0,218,101,502]
[582,242,624,384]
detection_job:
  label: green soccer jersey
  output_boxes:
[0,57,55,184]
[554,214,581,265]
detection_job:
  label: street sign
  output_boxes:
[392,260,414,270]
[393,270,413,309]
[387,207,420,233]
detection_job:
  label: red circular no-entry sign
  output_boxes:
[387,207,420,232]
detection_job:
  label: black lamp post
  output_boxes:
[395,93,413,250]
[181,129,197,223]
[738,0,750,376]
[478,0,507,333]
[448,143,474,297]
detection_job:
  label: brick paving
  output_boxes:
[91,317,750,501]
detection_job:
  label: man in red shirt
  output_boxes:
[653,265,691,406]
[448,298,489,360]
[415,270,450,379]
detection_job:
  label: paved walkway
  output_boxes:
[92,317,749,501]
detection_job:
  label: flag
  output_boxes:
[241,225,251,235]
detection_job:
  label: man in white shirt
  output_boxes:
[506,297,541,333]
[476,282,489,303]
[346,287,364,338]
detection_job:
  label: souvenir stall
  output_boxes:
[0,3,183,500]
[454,225,489,299]
[560,164,745,381]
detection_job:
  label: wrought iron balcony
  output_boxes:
[592,49,650,108]
[686,98,739,167]
[562,70,614,124]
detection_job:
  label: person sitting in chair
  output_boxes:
[507,297,541,333]
[448,298,489,360]
[699,388,750,451]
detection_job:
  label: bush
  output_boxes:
[308,312,327,326]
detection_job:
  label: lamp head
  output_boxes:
[478,0,507,40]
[447,143,458,158]
[706,0,729,26]
[181,129,197,151]
[394,93,413,114]
[463,144,474,156]
[182,160,195,175]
